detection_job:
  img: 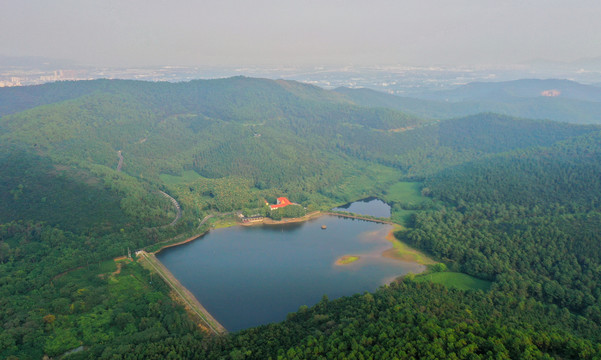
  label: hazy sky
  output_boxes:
[2,0,600,67]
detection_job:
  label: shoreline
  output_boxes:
[240,211,323,226]
[382,224,436,265]
[153,232,209,255]
[152,211,392,255]
[141,210,430,335]
[141,211,326,335]
[150,211,431,266]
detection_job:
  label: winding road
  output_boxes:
[116,150,181,227]
[116,150,124,172]
[159,190,182,226]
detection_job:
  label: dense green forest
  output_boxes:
[401,132,601,315]
[1,77,601,359]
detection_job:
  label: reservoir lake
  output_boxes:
[332,197,391,218]
[157,206,422,332]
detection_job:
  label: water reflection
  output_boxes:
[157,215,422,332]
[332,197,391,218]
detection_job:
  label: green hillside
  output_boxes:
[401,131,601,314]
[2,77,601,359]
[0,150,131,234]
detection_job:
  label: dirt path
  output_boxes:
[52,265,86,281]
[115,149,181,228]
[136,250,227,335]
[198,214,215,227]
[111,260,127,276]
[324,212,393,224]
[116,150,124,172]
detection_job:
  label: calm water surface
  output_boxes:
[332,197,391,218]
[157,215,422,332]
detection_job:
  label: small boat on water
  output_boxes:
[321,225,327,229]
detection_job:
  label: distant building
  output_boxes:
[268,197,292,210]
[541,89,561,97]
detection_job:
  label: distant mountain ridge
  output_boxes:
[336,78,601,124]
[414,79,601,102]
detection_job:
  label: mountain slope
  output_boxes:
[2,77,601,358]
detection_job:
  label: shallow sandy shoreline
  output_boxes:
[155,212,429,269]
[144,211,428,333]
[240,211,323,226]
[382,225,436,265]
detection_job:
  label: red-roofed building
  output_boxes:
[269,197,292,210]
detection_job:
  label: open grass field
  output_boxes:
[415,272,492,291]
[383,181,426,204]
[159,170,202,185]
[211,217,239,229]
[391,208,417,227]
[318,163,403,209]
[107,261,149,299]
[382,182,430,227]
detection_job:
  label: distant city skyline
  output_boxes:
[2,0,601,68]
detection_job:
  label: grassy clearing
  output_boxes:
[108,261,149,299]
[335,255,360,265]
[383,181,426,204]
[318,163,403,210]
[391,209,416,227]
[159,170,202,185]
[384,225,437,265]
[382,181,431,227]
[211,217,239,229]
[97,259,118,273]
[415,272,492,291]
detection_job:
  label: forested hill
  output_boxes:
[336,79,601,124]
[402,129,601,316]
[426,129,601,208]
[2,77,601,358]
[1,78,598,229]
[2,78,596,184]
[0,77,421,175]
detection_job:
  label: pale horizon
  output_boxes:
[2,0,601,68]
